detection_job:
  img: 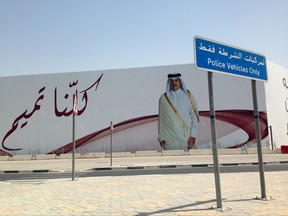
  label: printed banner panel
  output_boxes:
[0,64,268,155]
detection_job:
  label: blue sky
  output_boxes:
[0,0,287,77]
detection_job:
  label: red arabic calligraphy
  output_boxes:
[2,73,104,152]
[2,87,46,151]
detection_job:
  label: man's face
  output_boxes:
[170,78,181,91]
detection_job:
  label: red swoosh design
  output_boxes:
[200,110,268,148]
[0,149,12,156]
[48,109,268,155]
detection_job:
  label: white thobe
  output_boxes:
[158,89,199,150]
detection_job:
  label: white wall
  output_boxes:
[264,61,288,148]
[0,63,268,155]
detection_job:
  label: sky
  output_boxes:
[0,0,287,77]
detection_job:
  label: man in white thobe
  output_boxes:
[158,73,199,150]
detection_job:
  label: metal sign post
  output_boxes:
[72,111,76,181]
[110,121,113,167]
[208,71,222,208]
[194,36,268,203]
[72,93,78,181]
[251,80,266,199]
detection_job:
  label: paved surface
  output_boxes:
[1,153,288,215]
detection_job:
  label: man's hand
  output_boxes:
[187,137,196,149]
[160,141,166,149]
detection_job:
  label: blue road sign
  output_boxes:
[194,36,267,81]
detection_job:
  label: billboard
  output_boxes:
[0,63,268,155]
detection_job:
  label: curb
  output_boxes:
[1,161,288,174]
[0,169,52,174]
[88,160,288,172]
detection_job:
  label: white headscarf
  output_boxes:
[166,73,188,100]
